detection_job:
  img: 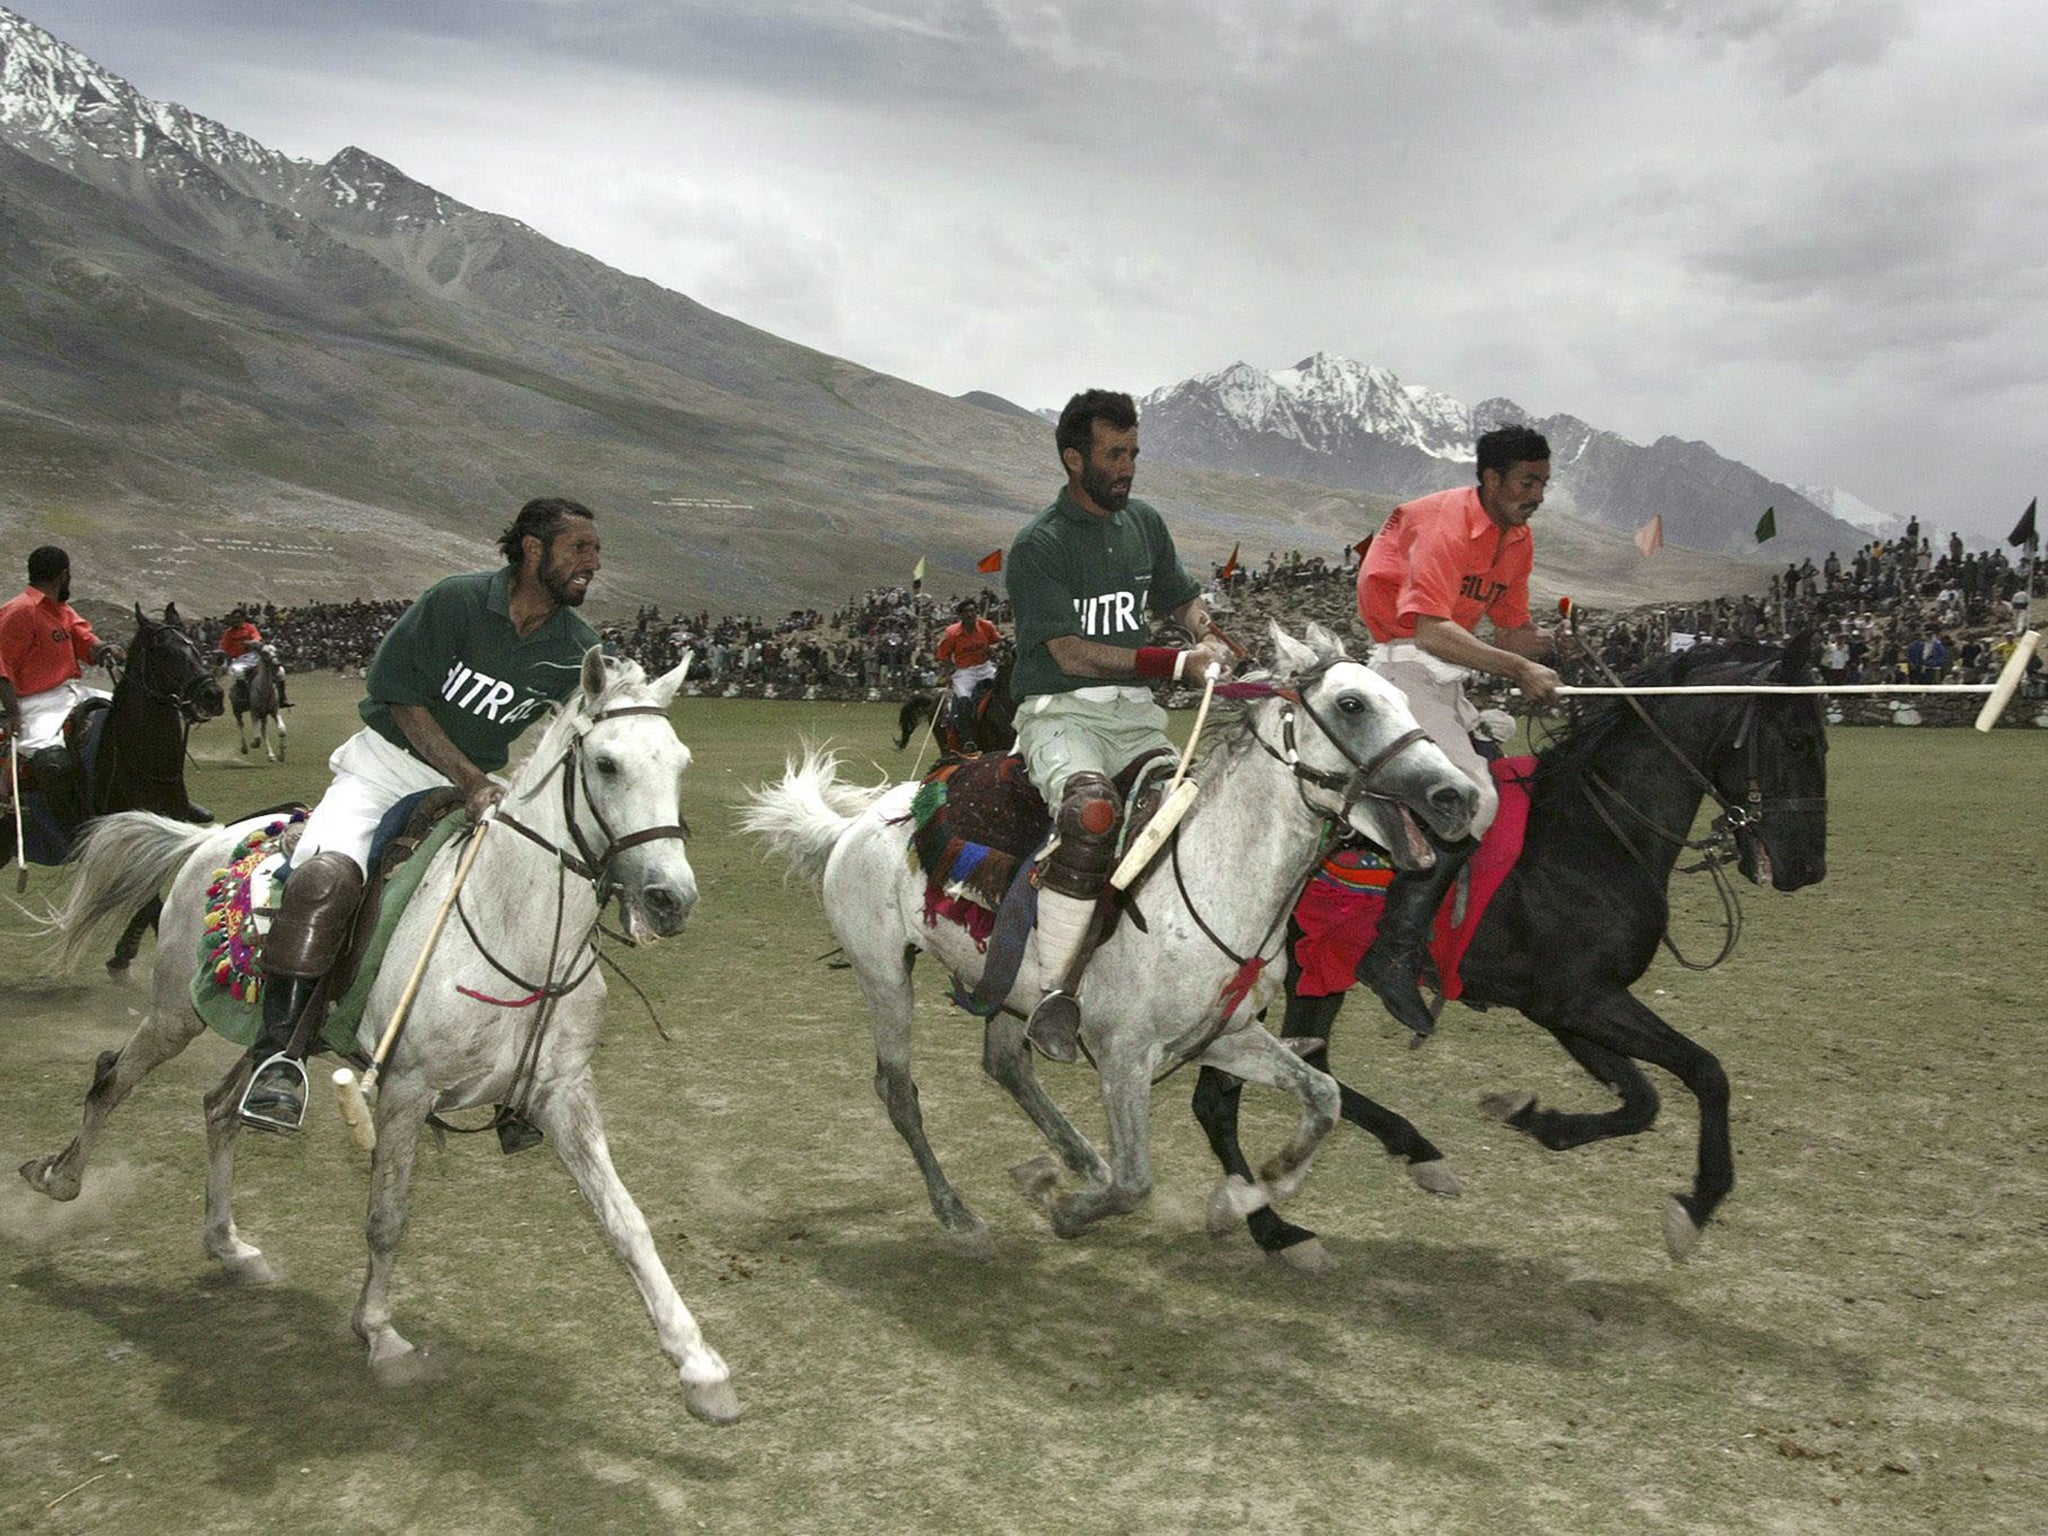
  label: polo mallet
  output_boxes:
[1545,629,2041,732]
[334,814,494,1153]
[9,738,25,894]
[1110,658,1219,892]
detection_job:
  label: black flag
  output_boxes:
[2009,498,2038,547]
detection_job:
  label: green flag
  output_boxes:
[1755,506,1777,543]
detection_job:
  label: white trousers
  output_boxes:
[16,680,109,752]
[1368,641,1500,839]
[295,727,453,875]
[949,660,997,697]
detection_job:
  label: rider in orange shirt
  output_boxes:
[934,597,1002,751]
[1352,425,1563,1035]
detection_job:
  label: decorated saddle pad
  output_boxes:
[1292,756,1536,1002]
[192,805,469,1055]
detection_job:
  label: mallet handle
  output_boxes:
[356,816,493,1106]
[1554,683,1997,697]
[9,741,24,893]
[1974,628,2041,732]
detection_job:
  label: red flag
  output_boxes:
[977,549,1003,574]
[1219,542,1240,581]
[1354,534,1374,561]
[1634,515,1663,557]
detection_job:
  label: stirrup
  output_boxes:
[1025,990,1081,1063]
[239,1052,309,1133]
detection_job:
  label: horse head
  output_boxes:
[1259,622,1479,868]
[553,647,698,942]
[1658,632,1828,893]
[129,603,225,723]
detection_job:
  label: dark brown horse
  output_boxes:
[894,653,1018,756]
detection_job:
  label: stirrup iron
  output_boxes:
[239,1052,310,1133]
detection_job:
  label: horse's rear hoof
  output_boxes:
[684,1377,742,1425]
[1664,1194,1704,1263]
[1406,1157,1464,1197]
[941,1220,996,1262]
[1272,1236,1335,1275]
[20,1153,81,1202]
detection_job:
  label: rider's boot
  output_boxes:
[1352,835,1477,1039]
[1024,773,1118,1063]
[239,850,365,1132]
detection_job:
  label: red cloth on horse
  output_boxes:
[1292,756,1534,1000]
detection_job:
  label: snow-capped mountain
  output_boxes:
[1137,353,1874,560]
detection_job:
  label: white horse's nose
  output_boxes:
[639,876,697,937]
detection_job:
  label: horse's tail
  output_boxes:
[893,693,934,751]
[738,745,890,885]
[33,811,213,971]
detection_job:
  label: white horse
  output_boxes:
[231,642,288,762]
[19,651,740,1424]
[742,623,1479,1268]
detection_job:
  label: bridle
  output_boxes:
[1236,664,1435,826]
[123,623,221,725]
[488,703,693,907]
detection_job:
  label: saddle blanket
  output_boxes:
[1292,757,1534,1001]
[192,804,468,1055]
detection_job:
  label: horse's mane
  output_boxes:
[504,655,655,797]
[1529,640,1784,801]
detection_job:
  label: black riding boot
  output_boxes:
[1353,837,1477,1038]
[239,850,365,1132]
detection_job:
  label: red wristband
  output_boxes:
[1134,646,1182,681]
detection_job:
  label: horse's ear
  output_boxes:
[649,654,691,708]
[1266,621,1317,679]
[1777,627,1817,681]
[133,601,148,628]
[580,645,608,701]
[164,602,180,627]
[1301,621,1348,662]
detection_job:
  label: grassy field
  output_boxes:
[2,674,2043,1534]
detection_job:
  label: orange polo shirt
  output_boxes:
[1359,486,1533,642]
[220,621,262,658]
[936,617,1000,670]
[0,587,100,695]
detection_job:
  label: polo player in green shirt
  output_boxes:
[1007,390,1233,1062]
[240,498,604,1132]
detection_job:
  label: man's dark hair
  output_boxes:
[956,598,978,619]
[1054,390,1138,467]
[27,546,68,585]
[1475,426,1551,481]
[498,497,596,566]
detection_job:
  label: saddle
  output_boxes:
[900,748,1177,942]
[1291,756,1536,1003]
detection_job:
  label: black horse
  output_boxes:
[4,604,224,967]
[894,653,1018,756]
[1193,634,1829,1263]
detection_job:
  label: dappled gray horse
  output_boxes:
[20,652,740,1424]
[230,641,288,762]
[743,623,1478,1269]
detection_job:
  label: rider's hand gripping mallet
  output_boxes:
[334,814,494,1152]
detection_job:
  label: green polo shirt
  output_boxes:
[1007,489,1203,699]
[361,569,601,772]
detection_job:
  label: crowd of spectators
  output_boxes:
[191,521,2041,712]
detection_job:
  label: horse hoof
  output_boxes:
[1406,1157,1464,1197]
[1272,1237,1334,1275]
[220,1252,279,1286]
[1479,1090,1536,1125]
[1663,1195,1704,1263]
[1206,1175,1269,1237]
[1007,1156,1060,1204]
[941,1221,996,1262]
[19,1155,81,1202]
[683,1377,743,1426]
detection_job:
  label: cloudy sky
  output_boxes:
[25,0,2047,538]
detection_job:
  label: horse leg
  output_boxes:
[1486,990,1731,1261]
[106,895,164,976]
[1191,1066,1324,1256]
[531,1077,740,1425]
[1278,983,1460,1190]
[858,954,991,1253]
[1028,1032,1161,1238]
[1194,1029,1342,1271]
[351,1076,434,1373]
[272,708,286,763]
[981,1009,1112,1194]
[199,1056,276,1283]
[19,997,207,1203]
[236,706,249,754]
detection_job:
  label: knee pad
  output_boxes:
[1043,772,1119,899]
[265,850,366,979]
